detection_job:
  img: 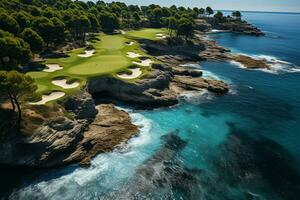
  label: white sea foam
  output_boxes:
[210,29,228,33]
[178,90,215,104]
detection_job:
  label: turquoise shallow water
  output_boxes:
[2,12,300,200]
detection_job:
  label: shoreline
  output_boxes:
[0,19,265,169]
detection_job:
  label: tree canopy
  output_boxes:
[0,70,37,127]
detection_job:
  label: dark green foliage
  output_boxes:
[0,70,38,127]
[214,11,225,22]
[99,12,119,33]
[206,6,214,16]
[176,17,195,41]
[232,11,242,20]
[31,17,55,46]
[0,33,32,69]
[20,28,44,53]
[0,13,20,34]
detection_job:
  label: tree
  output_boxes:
[165,16,177,36]
[50,17,66,45]
[176,17,195,41]
[149,7,163,27]
[99,12,119,33]
[12,12,31,31]
[0,31,32,70]
[0,13,20,34]
[31,17,55,47]
[71,15,91,41]
[205,6,214,17]
[21,28,44,54]
[87,13,100,32]
[232,11,242,20]
[199,8,205,16]
[214,11,224,21]
[0,70,37,128]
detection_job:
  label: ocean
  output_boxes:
[2,12,300,200]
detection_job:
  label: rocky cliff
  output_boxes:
[0,93,138,168]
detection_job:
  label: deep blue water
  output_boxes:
[2,12,300,200]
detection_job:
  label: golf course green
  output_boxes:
[27,28,167,103]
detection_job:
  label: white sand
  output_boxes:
[133,59,153,67]
[126,41,135,46]
[127,52,141,58]
[43,64,63,72]
[78,49,95,58]
[29,92,65,105]
[117,68,142,79]
[52,79,79,89]
[156,33,167,39]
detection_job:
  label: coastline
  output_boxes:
[0,17,265,168]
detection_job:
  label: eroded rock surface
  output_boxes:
[0,102,138,168]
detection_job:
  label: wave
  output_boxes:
[231,54,300,74]
[9,110,154,200]
[178,90,215,104]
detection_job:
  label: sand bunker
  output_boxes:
[127,52,141,58]
[29,92,65,105]
[126,41,135,46]
[78,49,95,57]
[43,64,63,72]
[52,79,79,89]
[117,68,142,79]
[156,33,167,39]
[133,59,153,67]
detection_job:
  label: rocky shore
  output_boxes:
[0,93,138,168]
[195,17,264,36]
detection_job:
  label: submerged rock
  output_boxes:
[101,132,202,200]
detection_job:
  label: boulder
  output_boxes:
[64,90,98,120]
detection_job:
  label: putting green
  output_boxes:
[27,28,165,102]
[126,28,167,40]
[68,54,130,75]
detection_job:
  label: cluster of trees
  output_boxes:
[213,10,243,22]
[0,0,217,70]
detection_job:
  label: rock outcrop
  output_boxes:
[0,101,138,168]
[64,104,138,166]
[64,91,98,120]
[88,63,229,108]
[230,55,270,69]
[197,17,264,36]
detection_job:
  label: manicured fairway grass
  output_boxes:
[126,28,168,40]
[27,28,166,103]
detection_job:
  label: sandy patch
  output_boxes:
[156,33,167,39]
[43,64,63,72]
[78,49,95,58]
[127,52,141,58]
[133,59,153,67]
[126,41,135,46]
[29,92,65,105]
[117,68,142,79]
[52,79,79,89]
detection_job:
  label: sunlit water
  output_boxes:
[1,12,300,200]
